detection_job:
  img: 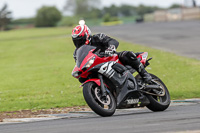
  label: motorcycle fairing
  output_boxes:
[72,65,82,78]
[76,45,96,68]
[81,79,101,87]
[91,61,140,108]
[116,71,139,107]
[137,52,148,65]
[73,46,121,79]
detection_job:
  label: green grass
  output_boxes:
[0,27,200,112]
[0,28,84,112]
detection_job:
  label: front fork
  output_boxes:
[98,74,107,97]
[81,75,108,97]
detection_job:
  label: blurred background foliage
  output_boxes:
[0,0,198,30]
[0,4,12,30]
[35,6,62,27]
[0,0,165,30]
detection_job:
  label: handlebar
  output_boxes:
[93,47,118,57]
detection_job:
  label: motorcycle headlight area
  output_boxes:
[83,56,95,70]
[72,71,82,78]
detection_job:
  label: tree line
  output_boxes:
[0,0,193,30]
[0,4,11,30]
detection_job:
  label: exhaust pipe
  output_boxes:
[144,85,161,90]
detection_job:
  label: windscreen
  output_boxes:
[76,45,96,67]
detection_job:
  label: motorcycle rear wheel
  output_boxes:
[136,73,171,111]
[83,82,116,117]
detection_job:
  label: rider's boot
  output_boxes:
[119,51,152,83]
[130,57,152,83]
[138,64,152,83]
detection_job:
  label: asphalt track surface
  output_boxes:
[91,20,200,60]
[0,104,200,133]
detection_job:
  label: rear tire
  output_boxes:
[83,82,116,117]
[136,73,171,111]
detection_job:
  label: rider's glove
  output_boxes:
[105,45,116,56]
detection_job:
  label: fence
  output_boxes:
[144,7,200,22]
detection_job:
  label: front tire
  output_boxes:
[83,82,116,117]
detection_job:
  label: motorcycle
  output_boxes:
[72,45,170,117]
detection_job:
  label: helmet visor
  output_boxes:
[73,37,86,48]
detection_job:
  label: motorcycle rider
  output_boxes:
[71,20,152,83]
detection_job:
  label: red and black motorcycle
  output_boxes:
[72,45,170,117]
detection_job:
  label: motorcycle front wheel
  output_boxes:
[83,82,116,117]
